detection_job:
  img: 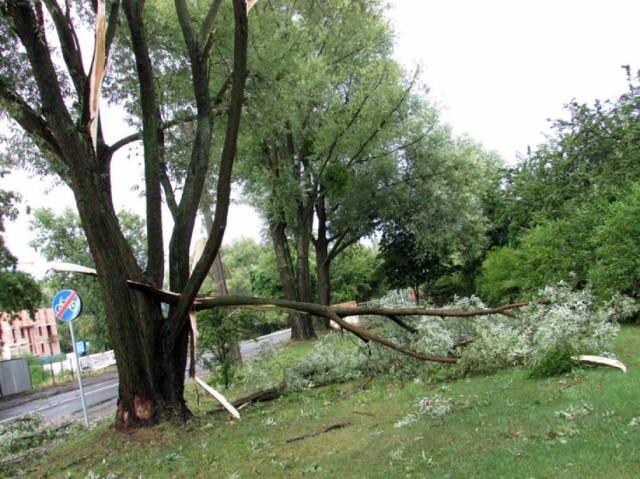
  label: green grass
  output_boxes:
[7,327,640,478]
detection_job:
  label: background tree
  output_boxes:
[330,243,384,304]
[0,0,249,428]
[479,68,640,304]
[220,237,264,296]
[0,161,41,313]
[29,207,146,351]
[377,121,502,304]
[238,0,421,335]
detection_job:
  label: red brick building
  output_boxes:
[0,309,62,360]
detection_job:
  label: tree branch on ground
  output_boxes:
[330,376,374,403]
[286,422,352,443]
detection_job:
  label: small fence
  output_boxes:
[0,358,32,397]
[41,350,116,376]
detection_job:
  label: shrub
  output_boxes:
[197,309,243,389]
[590,182,640,299]
[527,345,579,379]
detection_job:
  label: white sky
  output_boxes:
[388,0,640,162]
[2,0,640,276]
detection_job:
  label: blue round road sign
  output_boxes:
[52,290,83,322]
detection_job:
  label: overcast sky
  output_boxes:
[2,0,640,276]
[387,0,640,163]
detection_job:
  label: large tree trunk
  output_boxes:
[313,206,332,329]
[294,206,318,334]
[316,250,331,307]
[71,159,188,428]
[269,221,315,340]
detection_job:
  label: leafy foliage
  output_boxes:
[29,208,147,351]
[220,238,266,296]
[0,414,81,476]
[329,244,384,303]
[197,309,243,389]
[248,248,284,300]
[0,166,41,313]
[237,0,427,317]
[241,334,373,393]
[527,346,578,379]
[377,134,502,304]
[481,69,640,303]
[590,181,640,298]
[0,269,42,314]
[241,284,632,395]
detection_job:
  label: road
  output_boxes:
[0,329,291,425]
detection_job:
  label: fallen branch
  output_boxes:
[193,295,458,364]
[0,453,28,467]
[330,376,373,403]
[286,422,352,443]
[333,301,531,319]
[231,383,286,408]
[387,315,418,333]
[571,355,627,373]
[48,271,522,365]
[452,337,476,349]
[195,376,240,419]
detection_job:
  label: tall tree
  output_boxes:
[480,68,640,303]
[0,0,249,428]
[377,126,501,304]
[239,0,416,330]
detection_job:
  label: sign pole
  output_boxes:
[52,289,90,428]
[68,320,90,427]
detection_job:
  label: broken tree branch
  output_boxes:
[194,376,240,419]
[286,422,352,443]
[333,302,531,319]
[52,264,531,366]
[231,383,286,408]
[387,315,418,333]
[452,337,476,349]
[571,355,627,373]
[330,376,374,403]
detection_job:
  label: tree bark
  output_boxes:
[294,203,319,335]
[71,151,185,428]
[270,220,315,340]
[314,196,332,318]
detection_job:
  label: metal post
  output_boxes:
[68,321,89,427]
[50,360,56,386]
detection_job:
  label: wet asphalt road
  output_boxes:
[0,329,291,425]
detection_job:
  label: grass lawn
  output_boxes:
[8,326,640,478]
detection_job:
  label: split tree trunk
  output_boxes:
[72,160,189,428]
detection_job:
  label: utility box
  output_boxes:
[0,358,32,397]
